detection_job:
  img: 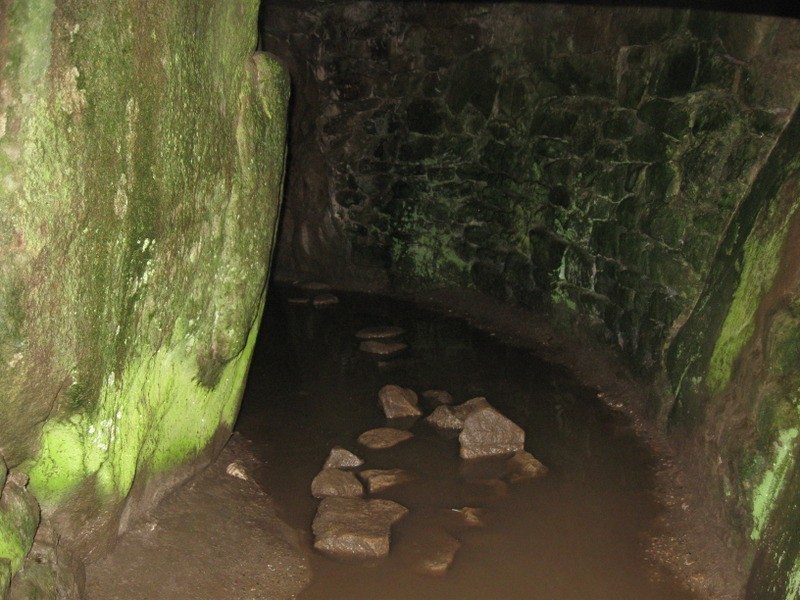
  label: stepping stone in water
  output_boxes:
[287,297,311,305]
[323,446,364,470]
[359,469,417,494]
[505,450,548,483]
[458,401,525,459]
[355,326,405,340]
[313,293,339,307]
[312,497,408,560]
[297,281,331,291]
[358,428,414,450]
[451,397,490,420]
[311,468,364,499]
[425,405,463,430]
[421,389,454,406]
[359,340,408,357]
[378,384,421,419]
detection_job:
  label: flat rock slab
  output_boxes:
[311,468,364,499]
[355,326,405,340]
[359,469,417,494]
[312,497,408,560]
[287,297,311,305]
[425,405,463,430]
[421,390,454,406]
[358,428,414,450]
[359,340,408,357]
[323,447,364,469]
[458,401,525,459]
[313,293,339,307]
[506,451,548,483]
[378,384,421,418]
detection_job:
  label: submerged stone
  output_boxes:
[359,469,417,494]
[323,447,364,470]
[359,340,408,356]
[312,497,408,560]
[421,390,454,406]
[313,293,340,307]
[311,469,364,499]
[355,326,406,340]
[378,384,421,419]
[400,526,461,576]
[461,478,510,504]
[358,428,414,450]
[298,281,332,291]
[506,451,548,483]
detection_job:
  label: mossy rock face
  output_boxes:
[0,0,289,578]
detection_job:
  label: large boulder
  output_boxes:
[0,0,290,587]
[312,497,409,560]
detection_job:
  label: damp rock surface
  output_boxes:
[378,384,422,418]
[458,402,525,459]
[312,497,409,560]
[85,435,310,600]
[311,469,364,499]
[359,340,408,356]
[357,428,414,450]
[356,326,406,340]
[359,469,417,494]
[323,447,364,470]
[507,451,549,483]
[425,405,464,430]
[421,390,455,406]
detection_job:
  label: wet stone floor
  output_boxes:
[235,286,697,600]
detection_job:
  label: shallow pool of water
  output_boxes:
[235,287,696,600]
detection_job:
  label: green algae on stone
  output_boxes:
[26,309,262,505]
[0,0,290,582]
[751,428,800,542]
[706,229,786,393]
[0,474,40,573]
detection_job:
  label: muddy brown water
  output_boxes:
[235,287,697,600]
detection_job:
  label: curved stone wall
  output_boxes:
[262,3,800,598]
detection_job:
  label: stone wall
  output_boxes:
[263,3,800,597]
[0,0,288,595]
[265,3,800,372]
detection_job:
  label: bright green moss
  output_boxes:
[26,308,261,505]
[706,228,786,392]
[751,427,799,542]
[0,0,289,583]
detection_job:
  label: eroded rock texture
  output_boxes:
[0,0,289,592]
